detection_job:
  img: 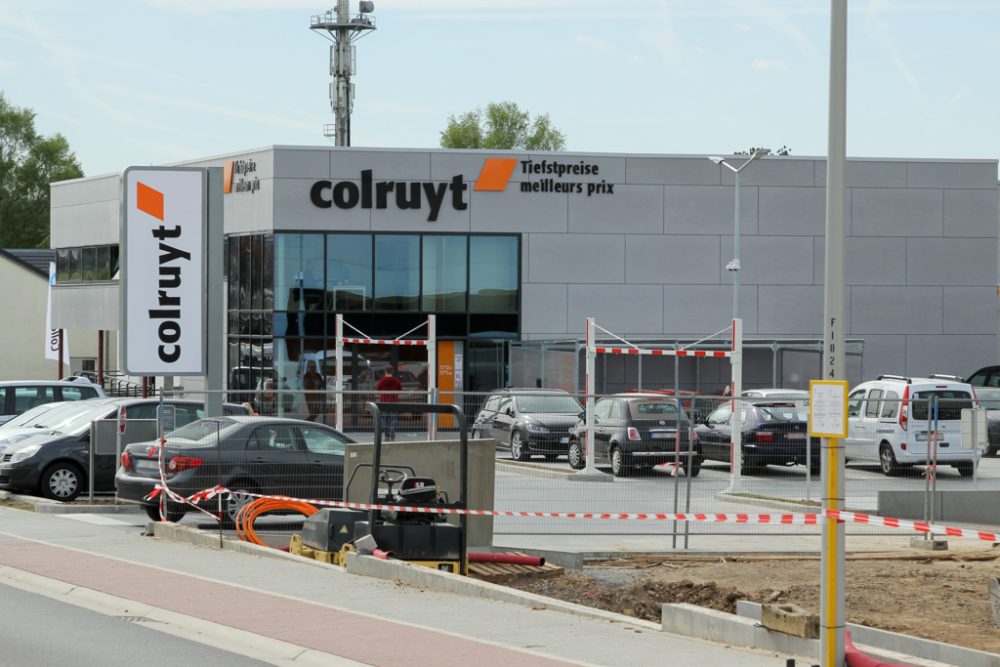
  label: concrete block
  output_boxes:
[761,603,819,639]
[910,536,948,551]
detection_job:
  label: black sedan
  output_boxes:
[693,401,820,474]
[0,399,248,502]
[116,416,353,523]
[566,393,698,477]
[471,389,582,461]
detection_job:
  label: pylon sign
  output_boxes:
[121,167,206,375]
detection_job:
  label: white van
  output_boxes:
[845,375,979,477]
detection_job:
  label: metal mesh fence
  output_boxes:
[108,388,995,540]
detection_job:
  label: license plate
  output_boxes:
[650,432,675,440]
[135,459,160,472]
[560,437,569,444]
[786,432,805,440]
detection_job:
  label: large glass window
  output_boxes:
[469,236,518,312]
[421,235,466,312]
[374,235,419,311]
[239,235,252,310]
[81,247,97,282]
[275,234,325,311]
[326,234,372,311]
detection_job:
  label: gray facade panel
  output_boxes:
[852,188,943,237]
[814,160,908,188]
[757,285,826,335]
[857,334,908,379]
[330,150,430,180]
[51,199,119,247]
[568,184,663,234]
[521,284,568,335]
[471,190,567,233]
[851,286,943,335]
[527,234,623,284]
[51,174,120,209]
[906,238,996,286]
[223,181,274,234]
[665,185,758,236]
[943,188,998,237]
[663,285,758,335]
[626,235,720,285]
[52,284,118,330]
[943,287,997,334]
[906,161,997,189]
[905,335,994,378]
[273,148,331,179]
[626,156,719,186]
[273,178,370,231]
[568,284,663,334]
[813,237,907,286]
[758,187,826,236]
[719,236,814,285]
[719,159,815,187]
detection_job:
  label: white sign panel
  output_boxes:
[122,168,206,375]
[809,380,848,439]
[44,261,68,360]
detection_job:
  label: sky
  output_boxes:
[1,0,998,177]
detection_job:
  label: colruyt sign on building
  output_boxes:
[121,168,206,375]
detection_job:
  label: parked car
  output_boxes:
[968,386,1000,456]
[845,375,979,476]
[116,416,353,523]
[742,388,809,404]
[470,388,582,461]
[694,400,820,474]
[0,398,250,502]
[966,366,1000,387]
[0,380,106,426]
[566,393,698,477]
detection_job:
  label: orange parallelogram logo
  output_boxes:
[136,182,164,220]
[474,158,518,192]
[223,160,235,194]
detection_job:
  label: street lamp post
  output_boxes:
[706,149,769,493]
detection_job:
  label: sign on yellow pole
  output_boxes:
[809,380,848,439]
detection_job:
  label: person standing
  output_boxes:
[303,361,325,422]
[375,365,402,440]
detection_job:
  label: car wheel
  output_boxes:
[611,446,631,477]
[510,431,528,462]
[682,452,702,478]
[144,502,186,523]
[739,456,759,476]
[40,462,83,502]
[567,439,585,470]
[222,486,259,527]
[879,444,900,476]
[954,462,975,478]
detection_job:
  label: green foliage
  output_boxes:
[0,93,83,248]
[440,101,566,151]
[735,145,791,156]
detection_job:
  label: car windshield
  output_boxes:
[166,418,242,448]
[757,405,808,422]
[0,403,62,429]
[976,388,1000,410]
[514,394,581,414]
[629,401,680,420]
[13,401,109,432]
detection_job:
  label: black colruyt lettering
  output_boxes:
[148,233,191,364]
[309,169,469,221]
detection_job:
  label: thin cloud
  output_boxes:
[865,0,925,103]
[574,34,614,51]
[751,58,789,72]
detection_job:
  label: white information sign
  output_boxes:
[809,380,848,439]
[121,167,206,375]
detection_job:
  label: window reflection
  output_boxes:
[470,236,518,312]
[374,235,419,310]
[326,234,371,311]
[422,235,467,312]
[275,234,324,311]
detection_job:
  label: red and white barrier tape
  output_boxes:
[143,483,1000,542]
[594,346,731,358]
[340,337,427,346]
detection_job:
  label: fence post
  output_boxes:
[335,314,344,433]
[584,317,599,474]
[727,318,743,493]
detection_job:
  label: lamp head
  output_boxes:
[707,156,727,165]
[751,148,771,160]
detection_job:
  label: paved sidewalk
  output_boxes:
[0,507,794,666]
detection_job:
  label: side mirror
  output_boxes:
[578,411,585,421]
[505,407,514,417]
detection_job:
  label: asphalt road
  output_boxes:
[0,582,270,667]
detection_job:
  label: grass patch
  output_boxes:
[0,498,35,512]
[727,492,821,507]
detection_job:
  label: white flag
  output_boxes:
[45,261,67,361]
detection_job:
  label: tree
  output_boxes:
[0,93,84,248]
[440,101,566,151]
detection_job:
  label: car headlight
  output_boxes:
[8,444,42,464]
[525,422,549,434]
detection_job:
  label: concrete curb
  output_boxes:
[738,601,1000,667]
[343,551,661,632]
[495,460,584,480]
[0,490,142,514]
[0,563,365,666]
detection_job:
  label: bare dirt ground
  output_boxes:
[507,550,1000,654]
